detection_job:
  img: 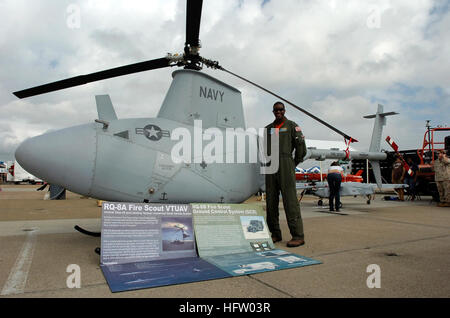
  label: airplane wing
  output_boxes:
[340,182,408,196]
[296,182,327,190]
[379,184,409,189]
[296,181,408,198]
[340,182,376,196]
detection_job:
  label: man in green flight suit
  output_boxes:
[265,101,307,247]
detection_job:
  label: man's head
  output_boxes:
[272,102,285,121]
[438,149,445,159]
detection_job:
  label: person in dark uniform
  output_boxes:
[265,101,307,248]
[392,156,406,201]
[404,157,419,200]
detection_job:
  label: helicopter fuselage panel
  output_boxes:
[16,117,260,203]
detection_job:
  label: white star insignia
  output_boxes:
[145,126,160,138]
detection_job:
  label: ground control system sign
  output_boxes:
[192,203,321,276]
[100,202,321,292]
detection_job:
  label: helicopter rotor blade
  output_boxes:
[185,0,203,50]
[13,57,171,99]
[217,66,358,142]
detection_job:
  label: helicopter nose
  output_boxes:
[15,124,97,196]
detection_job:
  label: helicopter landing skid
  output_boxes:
[74,225,101,237]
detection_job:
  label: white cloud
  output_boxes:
[0,0,448,159]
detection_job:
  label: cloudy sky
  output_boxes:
[0,0,449,160]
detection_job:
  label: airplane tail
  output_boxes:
[369,160,383,188]
[364,104,398,188]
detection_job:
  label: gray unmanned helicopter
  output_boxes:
[13,0,386,205]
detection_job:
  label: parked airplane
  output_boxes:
[297,180,406,206]
[296,104,407,206]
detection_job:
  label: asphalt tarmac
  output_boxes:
[0,184,449,298]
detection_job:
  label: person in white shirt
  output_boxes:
[327,161,344,212]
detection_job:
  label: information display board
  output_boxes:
[192,203,321,276]
[100,202,321,292]
[101,202,196,264]
[100,202,230,292]
[192,203,274,257]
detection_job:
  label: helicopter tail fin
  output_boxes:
[96,95,118,121]
[364,104,398,188]
[157,70,246,129]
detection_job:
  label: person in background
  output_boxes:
[327,161,344,212]
[404,157,419,201]
[392,156,406,201]
[434,150,450,207]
